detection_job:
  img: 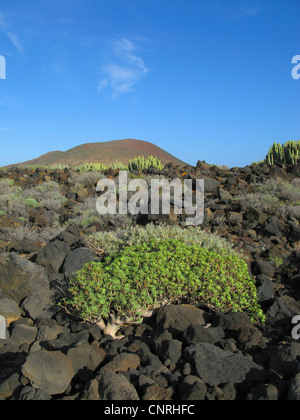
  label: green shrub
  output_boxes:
[0,178,17,195]
[25,198,39,208]
[0,179,67,217]
[62,239,264,325]
[236,179,300,219]
[23,182,67,211]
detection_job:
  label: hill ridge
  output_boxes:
[16,139,186,167]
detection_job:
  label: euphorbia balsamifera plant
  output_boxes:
[60,239,264,338]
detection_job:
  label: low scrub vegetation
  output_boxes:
[86,223,239,258]
[2,225,65,243]
[0,179,67,218]
[62,235,264,327]
[237,179,300,219]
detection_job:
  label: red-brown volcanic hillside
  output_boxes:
[17,139,186,167]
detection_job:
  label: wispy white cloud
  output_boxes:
[6,32,23,54]
[97,79,109,93]
[0,11,23,54]
[98,38,149,96]
[237,8,259,18]
[216,2,261,21]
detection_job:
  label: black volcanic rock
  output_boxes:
[184,343,266,386]
[0,253,49,305]
[36,241,70,274]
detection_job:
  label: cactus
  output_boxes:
[72,156,164,173]
[74,162,127,172]
[23,156,165,173]
[265,140,300,166]
[127,155,164,171]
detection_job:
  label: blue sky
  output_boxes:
[0,0,299,167]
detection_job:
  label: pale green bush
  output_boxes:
[0,180,67,217]
[238,179,300,219]
[25,198,39,208]
[3,225,65,242]
[87,223,239,258]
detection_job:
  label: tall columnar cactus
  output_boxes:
[72,156,164,173]
[127,155,164,171]
[265,141,300,166]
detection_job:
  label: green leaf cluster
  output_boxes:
[61,239,265,325]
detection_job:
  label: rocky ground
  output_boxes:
[0,161,300,400]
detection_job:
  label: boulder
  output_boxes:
[22,350,75,395]
[204,178,220,193]
[85,369,139,400]
[269,166,289,181]
[0,253,49,305]
[103,353,140,373]
[10,324,38,347]
[44,330,90,352]
[216,312,251,332]
[137,346,168,375]
[18,386,52,401]
[142,383,173,401]
[180,381,207,401]
[67,343,106,381]
[184,343,266,386]
[256,260,275,278]
[36,325,69,343]
[36,241,70,273]
[59,226,82,247]
[263,216,282,239]
[267,296,300,322]
[243,207,268,226]
[228,212,243,226]
[63,248,96,274]
[0,298,21,325]
[7,239,42,254]
[152,332,182,365]
[155,305,206,337]
[159,339,182,365]
[178,375,207,401]
[256,275,275,303]
[269,343,300,377]
[21,289,56,321]
[183,325,225,345]
[0,373,21,399]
